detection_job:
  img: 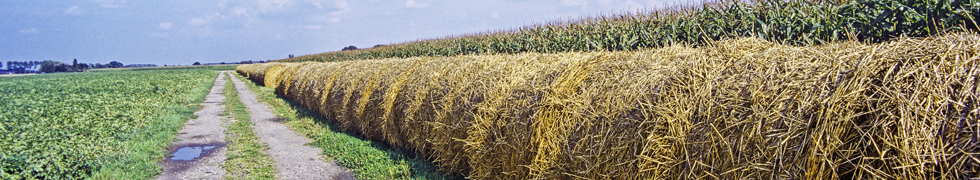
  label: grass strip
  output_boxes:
[229,73,454,180]
[221,73,277,180]
[87,69,219,179]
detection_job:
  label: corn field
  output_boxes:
[281,0,980,63]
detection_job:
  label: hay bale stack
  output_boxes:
[235,62,285,87]
[239,33,980,179]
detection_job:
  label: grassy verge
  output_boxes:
[88,70,219,179]
[229,73,455,180]
[221,73,277,179]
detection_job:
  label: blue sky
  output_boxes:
[1,0,689,66]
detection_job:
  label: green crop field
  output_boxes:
[0,66,232,179]
[2,0,979,179]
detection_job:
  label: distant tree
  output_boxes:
[8,61,27,73]
[193,62,201,66]
[220,62,226,65]
[289,54,294,58]
[30,61,41,71]
[372,44,386,48]
[342,45,358,51]
[72,59,78,70]
[40,60,70,73]
[0,61,3,69]
[108,61,123,68]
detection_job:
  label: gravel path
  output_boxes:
[228,73,353,180]
[157,71,230,180]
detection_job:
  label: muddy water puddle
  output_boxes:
[165,143,224,162]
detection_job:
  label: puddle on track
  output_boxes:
[166,143,224,162]
[171,146,217,161]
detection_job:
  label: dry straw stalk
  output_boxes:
[236,32,980,179]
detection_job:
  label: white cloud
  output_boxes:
[491,12,500,19]
[256,0,290,12]
[18,28,39,34]
[183,26,216,38]
[561,0,588,10]
[159,22,174,30]
[64,6,83,15]
[189,18,208,26]
[92,0,127,9]
[329,0,350,22]
[232,7,249,16]
[237,0,348,12]
[620,0,644,11]
[324,4,349,22]
[405,0,429,9]
[311,14,342,23]
[333,0,348,10]
[188,13,229,27]
[184,0,350,34]
[310,1,323,9]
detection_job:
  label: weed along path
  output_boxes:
[228,73,353,179]
[158,71,230,180]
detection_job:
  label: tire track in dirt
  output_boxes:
[157,71,230,180]
[228,73,354,180]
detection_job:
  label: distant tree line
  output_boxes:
[191,60,267,66]
[1,60,127,74]
[2,59,265,74]
[4,61,42,73]
[39,59,125,73]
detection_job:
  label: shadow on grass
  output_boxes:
[239,76,462,180]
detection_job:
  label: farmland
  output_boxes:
[0,66,232,179]
[231,0,980,179]
[239,32,980,179]
[282,0,979,63]
[232,0,980,179]
[1,0,979,179]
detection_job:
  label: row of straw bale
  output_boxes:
[237,33,980,179]
[236,62,287,87]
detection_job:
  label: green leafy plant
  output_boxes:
[0,67,228,179]
[280,0,979,63]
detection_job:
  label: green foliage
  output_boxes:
[0,68,220,179]
[230,74,454,180]
[221,74,277,180]
[281,0,980,63]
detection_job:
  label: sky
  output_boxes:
[1,0,691,66]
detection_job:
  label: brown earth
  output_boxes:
[157,71,231,180]
[228,72,354,180]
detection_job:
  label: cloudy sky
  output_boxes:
[1,0,691,66]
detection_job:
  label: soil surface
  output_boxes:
[157,71,231,180]
[228,73,354,180]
